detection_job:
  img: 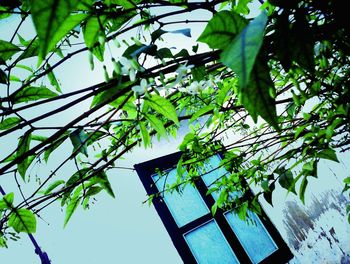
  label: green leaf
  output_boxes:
[109,11,136,32]
[151,28,166,42]
[29,0,85,60]
[190,105,214,123]
[216,82,232,106]
[1,152,17,163]
[44,133,69,162]
[294,124,308,139]
[237,201,248,221]
[191,66,206,82]
[273,12,292,71]
[217,190,229,206]
[263,190,273,206]
[86,131,106,146]
[91,86,119,108]
[234,0,252,15]
[198,10,247,50]
[92,171,115,198]
[317,148,339,163]
[0,5,13,20]
[16,38,40,61]
[15,64,34,72]
[274,10,315,72]
[240,57,278,129]
[179,132,195,151]
[64,196,81,227]
[69,128,88,156]
[0,200,7,210]
[250,197,262,215]
[0,192,14,209]
[91,45,105,62]
[302,160,317,177]
[261,180,269,192]
[10,75,21,82]
[221,11,268,90]
[263,182,275,206]
[0,69,7,84]
[31,135,48,142]
[0,236,6,248]
[139,122,151,148]
[144,114,167,139]
[211,203,218,216]
[0,0,21,9]
[291,11,315,72]
[43,180,65,195]
[0,117,21,130]
[326,118,342,140]
[8,208,36,233]
[174,48,189,58]
[17,133,32,180]
[278,169,296,194]
[76,0,93,10]
[18,34,31,46]
[46,64,61,93]
[85,186,102,197]
[0,39,21,61]
[50,13,88,52]
[91,81,132,108]
[83,15,108,61]
[299,176,308,204]
[156,48,173,59]
[176,157,184,178]
[82,196,90,209]
[13,86,58,103]
[65,169,90,189]
[144,94,179,125]
[83,15,107,49]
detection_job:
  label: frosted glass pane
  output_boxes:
[202,155,277,263]
[201,155,240,200]
[152,169,209,227]
[184,220,240,264]
[201,155,228,187]
[225,211,277,263]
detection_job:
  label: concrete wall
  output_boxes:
[143,124,350,264]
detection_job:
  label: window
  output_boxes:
[134,152,293,264]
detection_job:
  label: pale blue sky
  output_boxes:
[0,7,210,264]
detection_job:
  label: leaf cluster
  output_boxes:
[0,0,350,254]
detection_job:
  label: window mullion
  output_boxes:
[195,178,253,264]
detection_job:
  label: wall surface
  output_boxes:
[253,152,350,264]
[135,124,350,264]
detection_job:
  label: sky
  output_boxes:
[0,5,211,264]
[1,2,349,264]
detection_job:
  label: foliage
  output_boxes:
[0,0,349,257]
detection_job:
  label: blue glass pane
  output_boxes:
[201,155,277,263]
[152,169,209,227]
[225,211,277,263]
[201,155,228,187]
[184,220,240,264]
[201,155,239,200]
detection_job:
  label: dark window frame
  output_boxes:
[134,152,293,264]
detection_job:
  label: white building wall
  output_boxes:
[127,122,350,264]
